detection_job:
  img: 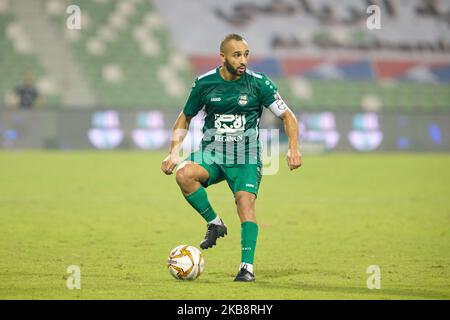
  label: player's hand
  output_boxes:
[286,148,303,171]
[161,153,180,175]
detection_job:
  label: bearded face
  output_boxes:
[220,38,249,78]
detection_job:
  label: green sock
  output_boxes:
[241,221,259,264]
[184,186,218,223]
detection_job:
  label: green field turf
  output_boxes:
[0,151,449,300]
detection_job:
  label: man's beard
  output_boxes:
[224,59,246,76]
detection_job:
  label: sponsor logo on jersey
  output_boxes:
[210,97,221,102]
[214,114,246,134]
[214,135,244,142]
[213,114,247,142]
[238,95,248,106]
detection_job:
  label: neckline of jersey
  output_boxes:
[216,67,244,83]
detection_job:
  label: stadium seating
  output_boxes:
[44,0,192,108]
[0,1,57,107]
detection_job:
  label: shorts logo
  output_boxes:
[245,183,255,188]
[238,95,248,106]
[211,97,221,102]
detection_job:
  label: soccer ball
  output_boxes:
[167,245,204,280]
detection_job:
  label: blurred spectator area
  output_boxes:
[1,0,192,109]
[0,0,449,111]
[45,0,192,108]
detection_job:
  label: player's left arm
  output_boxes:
[279,109,303,171]
[260,75,303,171]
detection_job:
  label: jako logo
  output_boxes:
[211,97,221,102]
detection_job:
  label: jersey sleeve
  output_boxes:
[259,75,278,107]
[182,78,204,117]
[259,74,291,117]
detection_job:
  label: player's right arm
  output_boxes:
[161,78,204,175]
[161,112,192,175]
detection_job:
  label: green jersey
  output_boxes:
[183,67,279,165]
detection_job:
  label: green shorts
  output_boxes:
[186,150,262,196]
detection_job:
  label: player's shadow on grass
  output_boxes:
[254,269,449,299]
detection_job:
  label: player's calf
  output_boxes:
[177,162,227,249]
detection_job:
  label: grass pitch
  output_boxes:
[0,151,449,300]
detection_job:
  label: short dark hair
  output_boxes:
[220,34,245,53]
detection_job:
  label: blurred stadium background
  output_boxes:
[0,0,449,151]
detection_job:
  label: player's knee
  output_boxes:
[175,164,196,186]
[235,192,256,209]
[175,166,189,185]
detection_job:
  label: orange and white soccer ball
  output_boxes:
[167,245,204,280]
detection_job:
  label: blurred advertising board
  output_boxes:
[1,110,449,152]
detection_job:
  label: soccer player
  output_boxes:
[161,34,302,282]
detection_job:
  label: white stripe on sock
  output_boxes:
[240,262,253,274]
[209,216,222,225]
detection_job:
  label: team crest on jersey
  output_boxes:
[238,95,248,106]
